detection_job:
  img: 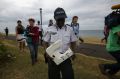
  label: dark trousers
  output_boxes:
[28,43,39,64]
[48,58,74,79]
[104,51,120,74]
[5,32,8,36]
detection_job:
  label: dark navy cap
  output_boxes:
[54,7,67,20]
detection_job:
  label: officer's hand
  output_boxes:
[71,54,76,61]
[29,33,34,36]
[44,53,48,64]
[44,53,53,60]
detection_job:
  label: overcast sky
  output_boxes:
[0,0,120,34]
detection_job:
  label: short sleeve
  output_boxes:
[43,31,51,43]
[112,25,120,34]
[70,28,77,42]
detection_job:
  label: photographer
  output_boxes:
[25,18,39,65]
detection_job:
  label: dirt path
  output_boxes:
[76,43,114,60]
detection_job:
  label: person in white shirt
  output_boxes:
[44,19,54,36]
[44,7,77,79]
[71,16,84,43]
[48,19,54,27]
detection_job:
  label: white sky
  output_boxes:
[0,0,120,34]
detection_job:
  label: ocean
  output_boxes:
[79,30,104,38]
[0,28,104,38]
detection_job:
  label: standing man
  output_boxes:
[48,19,54,27]
[71,16,84,43]
[25,18,39,65]
[44,8,77,79]
[5,27,9,37]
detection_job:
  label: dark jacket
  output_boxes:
[25,26,39,43]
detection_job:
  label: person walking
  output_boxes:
[44,7,77,79]
[16,20,26,53]
[71,16,84,43]
[99,24,120,78]
[25,18,39,65]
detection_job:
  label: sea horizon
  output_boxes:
[0,30,104,38]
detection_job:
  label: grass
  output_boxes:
[0,36,120,79]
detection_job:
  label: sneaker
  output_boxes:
[99,64,107,75]
[106,69,116,79]
[99,64,115,79]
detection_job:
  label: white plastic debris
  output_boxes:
[46,40,73,65]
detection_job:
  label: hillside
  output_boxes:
[0,35,120,79]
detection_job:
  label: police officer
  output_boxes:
[44,7,77,79]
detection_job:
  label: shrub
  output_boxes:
[0,42,14,64]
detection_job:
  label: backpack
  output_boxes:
[71,23,79,35]
[104,11,120,44]
[105,11,120,29]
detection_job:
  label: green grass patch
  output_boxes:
[0,39,120,79]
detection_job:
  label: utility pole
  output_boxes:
[39,8,42,28]
[39,8,43,45]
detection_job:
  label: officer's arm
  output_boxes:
[43,30,52,62]
[71,42,76,53]
[43,42,49,49]
[43,31,51,48]
[70,42,76,60]
[43,41,50,63]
